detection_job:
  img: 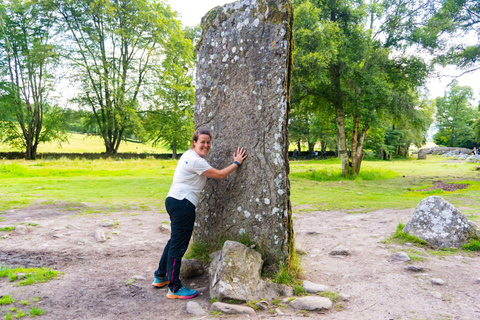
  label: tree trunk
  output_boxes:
[172,141,177,159]
[308,140,315,159]
[336,107,349,176]
[297,140,301,154]
[352,126,368,175]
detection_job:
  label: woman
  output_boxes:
[152,128,247,299]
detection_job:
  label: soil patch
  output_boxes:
[417,181,469,192]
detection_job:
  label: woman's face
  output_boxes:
[193,134,211,157]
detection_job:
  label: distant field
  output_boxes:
[0,133,178,154]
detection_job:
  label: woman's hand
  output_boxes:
[233,147,248,165]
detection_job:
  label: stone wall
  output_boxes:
[193,0,294,265]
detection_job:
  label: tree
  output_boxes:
[292,0,429,175]
[143,27,196,159]
[55,0,180,155]
[0,0,65,159]
[434,80,476,147]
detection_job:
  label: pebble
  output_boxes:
[100,221,114,227]
[405,265,424,272]
[289,296,333,311]
[340,293,351,301]
[94,229,107,242]
[159,225,171,233]
[210,302,255,315]
[53,234,63,239]
[475,278,480,284]
[14,225,27,235]
[431,291,442,299]
[431,278,445,286]
[255,301,269,311]
[302,280,329,294]
[275,308,284,315]
[132,275,146,281]
[393,252,410,261]
[186,301,207,317]
[329,248,351,256]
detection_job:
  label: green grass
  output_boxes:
[28,307,45,317]
[0,132,176,154]
[0,296,16,305]
[0,265,59,286]
[0,226,15,232]
[384,223,430,246]
[462,240,480,251]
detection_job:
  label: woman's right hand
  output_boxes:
[233,147,248,165]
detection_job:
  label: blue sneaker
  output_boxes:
[151,276,169,288]
[166,285,198,299]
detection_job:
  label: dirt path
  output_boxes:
[1,203,479,319]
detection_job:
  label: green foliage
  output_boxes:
[183,241,215,263]
[0,296,16,305]
[0,226,15,232]
[290,169,398,182]
[13,310,25,318]
[319,291,341,303]
[5,313,12,320]
[433,81,477,148]
[0,265,58,286]
[461,240,480,251]
[385,223,429,246]
[293,285,305,296]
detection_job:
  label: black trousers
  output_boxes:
[155,197,196,292]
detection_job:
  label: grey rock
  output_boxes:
[53,234,63,239]
[340,293,351,301]
[418,149,427,159]
[405,265,424,272]
[255,301,270,311]
[186,301,207,317]
[431,278,445,286]
[210,302,255,315]
[393,252,410,261]
[275,308,285,315]
[302,280,329,294]
[289,296,333,311]
[16,273,26,280]
[14,225,27,235]
[475,278,480,284]
[100,221,114,227]
[329,248,351,256]
[193,0,294,266]
[431,291,442,299]
[209,241,291,301]
[403,196,480,249]
[159,224,171,233]
[132,275,146,281]
[94,229,107,242]
[180,259,205,278]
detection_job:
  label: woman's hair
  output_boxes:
[191,129,212,148]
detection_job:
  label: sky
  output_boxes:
[168,0,480,105]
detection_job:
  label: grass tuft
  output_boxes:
[385,223,430,246]
[461,240,480,251]
[28,307,45,317]
[0,296,16,305]
[0,265,59,286]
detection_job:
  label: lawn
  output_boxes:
[0,132,179,154]
[0,155,479,219]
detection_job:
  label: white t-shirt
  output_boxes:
[167,149,213,206]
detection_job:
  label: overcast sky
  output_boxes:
[168,0,480,105]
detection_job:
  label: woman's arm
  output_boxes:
[201,147,247,180]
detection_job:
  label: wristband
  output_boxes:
[234,161,240,167]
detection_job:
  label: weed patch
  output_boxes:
[384,223,429,246]
[0,265,59,286]
[0,296,16,305]
[462,240,480,251]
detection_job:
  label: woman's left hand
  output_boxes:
[233,147,248,165]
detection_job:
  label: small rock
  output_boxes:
[255,301,269,311]
[16,273,26,280]
[196,286,208,294]
[189,282,196,287]
[53,234,63,239]
[159,224,171,233]
[186,301,207,317]
[329,248,351,256]
[431,291,442,299]
[405,242,413,246]
[379,219,392,223]
[94,229,107,242]
[210,302,255,315]
[302,280,329,294]
[306,231,320,235]
[340,293,350,301]
[180,259,205,278]
[132,275,146,281]
[431,278,445,286]
[475,278,480,284]
[289,296,333,311]
[14,225,27,235]
[405,265,424,272]
[77,239,86,245]
[1,235,9,239]
[100,221,114,227]
[275,308,284,315]
[393,252,410,261]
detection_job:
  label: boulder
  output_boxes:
[403,196,480,248]
[417,149,427,159]
[209,241,292,301]
[180,259,205,278]
[14,225,27,235]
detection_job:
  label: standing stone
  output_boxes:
[403,196,480,248]
[417,148,427,159]
[194,0,294,265]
